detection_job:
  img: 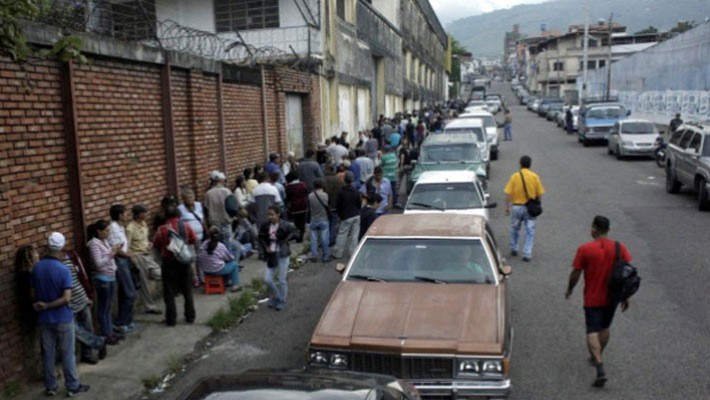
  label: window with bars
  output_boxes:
[552,61,564,71]
[215,0,279,32]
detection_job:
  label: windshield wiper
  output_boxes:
[409,202,445,211]
[348,274,387,282]
[413,275,447,284]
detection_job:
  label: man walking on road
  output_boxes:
[502,109,513,141]
[504,155,545,262]
[565,216,632,388]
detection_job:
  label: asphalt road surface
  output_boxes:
[156,83,709,400]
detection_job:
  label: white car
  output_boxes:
[443,118,490,173]
[607,119,660,159]
[404,170,497,220]
[458,110,499,160]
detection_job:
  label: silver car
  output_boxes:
[607,119,660,159]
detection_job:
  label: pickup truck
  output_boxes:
[578,102,630,146]
[665,123,710,211]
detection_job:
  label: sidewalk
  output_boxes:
[21,249,298,400]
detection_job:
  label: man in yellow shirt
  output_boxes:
[504,155,545,262]
[125,205,162,314]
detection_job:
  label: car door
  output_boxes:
[676,131,698,184]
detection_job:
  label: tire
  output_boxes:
[665,167,681,194]
[491,149,499,160]
[582,138,589,147]
[615,145,622,160]
[607,146,613,155]
[698,178,710,211]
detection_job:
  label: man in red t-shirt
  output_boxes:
[565,215,631,388]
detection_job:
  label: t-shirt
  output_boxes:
[504,168,545,205]
[308,190,330,222]
[198,241,234,274]
[389,132,401,148]
[573,238,632,307]
[203,185,233,226]
[64,257,90,313]
[360,177,391,214]
[178,203,205,241]
[380,152,398,181]
[108,221,128,253]
[126,220,151,255]
[32,257,73,324]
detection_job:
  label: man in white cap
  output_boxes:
[32,232,90,397]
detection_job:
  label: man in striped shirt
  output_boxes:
[63,251,107,364]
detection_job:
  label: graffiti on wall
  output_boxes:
[618,90,710,124]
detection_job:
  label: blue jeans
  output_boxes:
[510,205,537,258]
[75,305,104,358]
[94,279,115,336]
[310,220,330,260]
[504,123,512,141]
[265,256,289,303]
[328,213,339,246]
[114,257,136,327]
[40,322,79,391]
[334,216,360,258]
[206,260,239,286]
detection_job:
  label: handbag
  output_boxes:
[166,221,194,265]
[520,171,543,217]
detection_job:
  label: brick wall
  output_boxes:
[0,53,320,387]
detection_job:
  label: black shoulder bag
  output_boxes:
[313,191,333,220]
[608,241,641,303]
[520,170,543,217]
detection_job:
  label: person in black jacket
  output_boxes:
[358,193,382,241]
[333,172,362,259]
[258,205,299,311]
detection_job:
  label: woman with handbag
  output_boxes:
[258,205,299,311]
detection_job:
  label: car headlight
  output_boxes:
[621,141,634,147]
[482,360,503,375]
[458,359,506,377]
[459,360,481,375]
[309,351,348,369]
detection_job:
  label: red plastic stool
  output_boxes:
[204,275,225,295]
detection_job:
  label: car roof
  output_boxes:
[423,132,478,144]
[415,170,479,184]
[619,119,655,124]
[586,102,624,108]
[366,213,486,238]
[459,110,495,118]
[446,118,484,128]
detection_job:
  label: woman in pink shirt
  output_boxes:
[197,227,240,292]
[87,220,122,344]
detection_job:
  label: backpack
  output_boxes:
[225,194,239,218]
[608,241,641,303]
[166,221,193,265]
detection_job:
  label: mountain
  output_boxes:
[446,0,709,57]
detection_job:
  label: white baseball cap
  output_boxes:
[48,232,66,251]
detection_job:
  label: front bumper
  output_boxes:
[619,146,655,156]
[410,378,511,399]
[582,128,611,140]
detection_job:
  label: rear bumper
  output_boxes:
[411,379,511,399]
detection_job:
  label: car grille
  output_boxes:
[351,353,454,379]
[593,127,610,133]
[637,142,653,147]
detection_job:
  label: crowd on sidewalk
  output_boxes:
[15,103,466,398]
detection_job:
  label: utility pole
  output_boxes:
[605,13,613,101]
[582,10,589,105]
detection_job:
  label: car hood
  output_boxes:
[403,207,490,221]
[310,282,505,355]
[412,162,486,182]
[586,118,622,127]
[618,133,658,144]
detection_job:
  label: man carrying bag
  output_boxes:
[504,155,546,262]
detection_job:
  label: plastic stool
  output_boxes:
[204,275,225,295]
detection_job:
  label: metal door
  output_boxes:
[285,94,304,159]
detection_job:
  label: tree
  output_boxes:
[449,36,470,98]
[634,26,658,35]
[669,20,696,35]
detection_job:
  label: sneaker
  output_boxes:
[113,325,130,334]
[105,335,120,346]
[98,344,107,360]
[275,301,286,311]
[510,250,518,257]
[322,256,332,263]
[45,389,57,397]
[79,356,98,365]
[230,285,243,293]
[267,298,277,308]
[66,384,90,397]
[522,257,531,262]
[145,308,162,315]
[592,374,607,387]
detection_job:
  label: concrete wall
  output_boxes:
[156,0,215,32]
[585,22,710,125]
[371,0,399,29]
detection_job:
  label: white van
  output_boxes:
[443,118,490,175]
[458,110,499,160]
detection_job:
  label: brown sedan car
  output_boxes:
[307,213,513,399]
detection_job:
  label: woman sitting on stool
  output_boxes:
[197,227,241,292]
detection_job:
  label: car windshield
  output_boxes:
[445,127,485,142]
[588,107,625,119]
[621,122,657,134]
[420,143,480,162]
[347,238,495,284]
[407,182,483,210]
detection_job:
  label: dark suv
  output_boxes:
[665,123,710,211]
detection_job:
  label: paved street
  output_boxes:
[154,83,709,400]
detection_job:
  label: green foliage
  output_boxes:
[1,380,23,400]
[669,20,696,34]
[141,375,162,390]
[0,0,88,64]
[634,26,658,35]
[0,0,40,61]
[208,290,257,332]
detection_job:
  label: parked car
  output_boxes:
[404,170,497,220]
[555,105,579,130]
[458,109,500,160]
[177,369,421,400]
[545,103,564,121]
[466,100,489,113]
[408,133,486,193]
[443,118,490,173]
[537,98,564,117]
[578,102,630,146]
[607,119,660,159]
[528,98,542,112]
[664,123,710,210]
[308,213,513,399]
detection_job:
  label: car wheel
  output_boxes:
[491,150,498,161]
[698,178,710,211]
[607,146,613,155]
[665,167,681,194]
[582,138,589,147]
[615,145,622,160]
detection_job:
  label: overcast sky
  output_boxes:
[429,0,551,26]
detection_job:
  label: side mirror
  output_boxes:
[335,263,346,274]
[500,265,513,276]
[486,202,498,209]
